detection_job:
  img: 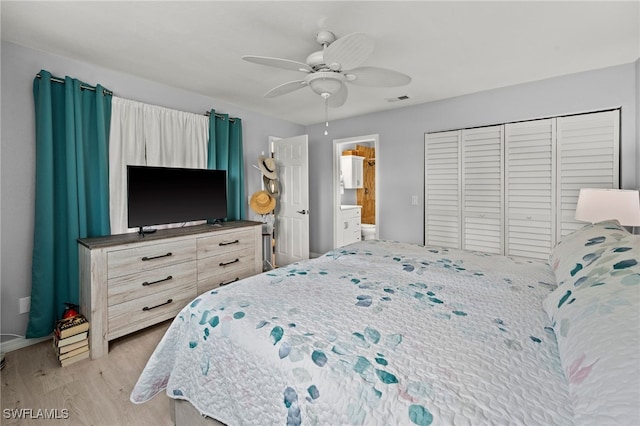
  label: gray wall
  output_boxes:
[637,58,640,187]
[0,41,304,342]
[305,62,639,255]
[2,40,638,343]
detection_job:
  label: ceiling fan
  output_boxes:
[242,30,412,113]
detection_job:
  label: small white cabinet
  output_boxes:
[338,206,362,247]
[341,155,364,189]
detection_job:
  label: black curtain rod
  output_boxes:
[37,74,236,122]
[204,110,236,122]
[36,73,113,96]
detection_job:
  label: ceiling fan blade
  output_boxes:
[346,66,412,87]
[328,83,348,108]
[242,55,312,73]
[323,33,374,71]
[264,80,307,98]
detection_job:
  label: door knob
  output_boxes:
[296,209,309,215]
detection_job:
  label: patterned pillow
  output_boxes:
[548,220,630,291]
[542,225,640,425]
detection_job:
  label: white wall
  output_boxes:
[305,62,638,255]
[0,41,304,342]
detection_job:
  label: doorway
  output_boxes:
[332,134,379,248]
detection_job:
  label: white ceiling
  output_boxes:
[2,1,639,126]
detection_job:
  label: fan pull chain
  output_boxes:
[324,94,329,136]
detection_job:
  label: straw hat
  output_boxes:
[258,155,278,179]
[250,190,276,214]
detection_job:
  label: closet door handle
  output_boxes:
[142,275,173,286]
[219,258,240,267]
[141,252,172,261]
[297,210,308,215]
[142,299,173,311]
[219,239,239,246]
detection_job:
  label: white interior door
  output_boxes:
[274,135,309,266]
[461,126,504,254]
[556,110,620,239]
[504,118,556,260]
[424,130,462,248]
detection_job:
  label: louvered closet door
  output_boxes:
[424,131,461,248]
[557,110,620,239]
[504,119,556,259]
[461,126,503,254]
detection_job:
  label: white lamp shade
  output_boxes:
[575,188,640,226]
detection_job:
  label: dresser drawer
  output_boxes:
[197,229,256,259]
[107,283,196,340]
[198,248,255,281]
[197,261,256,294]
[107,260,197,306]
[108,239,196,278]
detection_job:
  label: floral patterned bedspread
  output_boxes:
[131,240,574,425]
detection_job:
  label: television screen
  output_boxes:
[127,165,227,229]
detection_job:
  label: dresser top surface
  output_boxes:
[78,220,262,249]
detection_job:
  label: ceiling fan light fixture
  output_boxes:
[243,28,412,131]
[306,72,345,97]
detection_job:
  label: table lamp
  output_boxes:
[575,188,640,232]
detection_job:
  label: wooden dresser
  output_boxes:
[78,221,262,359]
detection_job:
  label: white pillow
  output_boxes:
[548,220,629,290]
[543,223,640,425]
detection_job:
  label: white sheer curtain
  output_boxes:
[109,98,146,234]
[109,97,209,234]
[143,103,208,168]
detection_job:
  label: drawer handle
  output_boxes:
[142,275,173,286]
[220,277,240,286]
[219,258,240,267]
[219,239,239,246]
[141,252,173,261]
[142,299,173,311]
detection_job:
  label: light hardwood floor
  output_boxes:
[1,320,173,426]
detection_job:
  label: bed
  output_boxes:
[131,220,639,425]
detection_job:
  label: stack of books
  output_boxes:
[53,314,90,366]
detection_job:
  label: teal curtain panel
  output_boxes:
[27,70,112,338]
[208,110,245,221]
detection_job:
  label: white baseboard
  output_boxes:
[0,335,51,353]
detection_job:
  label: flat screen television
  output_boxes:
[127,165,227,232]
